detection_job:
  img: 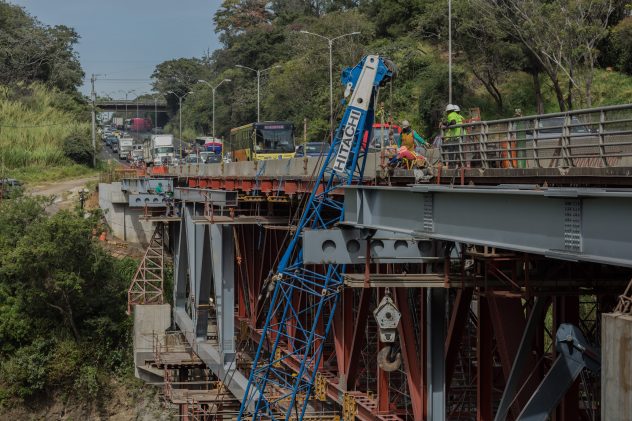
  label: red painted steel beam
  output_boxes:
[488,293,544,417]
[332,289,354,378]
[394,288,424,421]
[445,288,473,387]
[477,295,493,421]
[344,287,371,389]
[488,293,527,418]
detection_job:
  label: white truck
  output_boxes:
[143,134,175,166]
[118,137,134,160]
[112,117,124,129]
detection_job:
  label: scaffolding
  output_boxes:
[127,222,165,314]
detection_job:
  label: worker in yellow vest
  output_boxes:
[399,120,426,152]
[441,104,465,167]
[443,104,465,140]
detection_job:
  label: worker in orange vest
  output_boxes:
[399,120,426,152]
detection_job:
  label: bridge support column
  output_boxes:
[428,288,446,421]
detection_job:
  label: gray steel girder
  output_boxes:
[302,228,439,264]
[342,185,632,267]
[171,206,240,398]
[175,187,238,206]
[121,178,173,193]
[128,193,166,207]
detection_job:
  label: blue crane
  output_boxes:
[238,55,396,420]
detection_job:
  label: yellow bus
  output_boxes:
[227,121,295,162]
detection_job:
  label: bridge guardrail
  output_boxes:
[439,104,632,169]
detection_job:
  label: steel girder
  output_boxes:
[341,185,632,268]
[170,203,244,404]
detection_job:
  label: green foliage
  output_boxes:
[0,194,136,405]
[610,17,632,74]
[62,130,94,166]
[155,0,632,143]
[0,83,91,172]
[0,1,84,92]
[74,365,101,400]
[1,339,52,399]
[151,58,212,116]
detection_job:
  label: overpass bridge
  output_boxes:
[96,99,168,113]
[102,104,632,421]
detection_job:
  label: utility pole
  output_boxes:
[90,74,97,167]
[448,0,453,104]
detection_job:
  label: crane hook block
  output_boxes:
[373,295,401,343]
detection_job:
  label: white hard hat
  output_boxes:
[401,120,410,128]
[445,104,456,112]
[453,104,461,112]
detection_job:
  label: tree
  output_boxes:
[151,58,212,115]
[476,0,619,110]
[452,0,524,112]
[0,2,83,92]
[214,0,274,44]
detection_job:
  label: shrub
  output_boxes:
[62,131,94,166]
[74,365,101,400]
[0,339,52,399]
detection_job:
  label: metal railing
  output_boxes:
[438,104,632,169]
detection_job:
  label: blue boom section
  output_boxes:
[238,56,395,420]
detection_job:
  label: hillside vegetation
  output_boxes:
[0,195,137,408]
[0,84,94,181]
[151,0,632,141]
[0,1,93,182]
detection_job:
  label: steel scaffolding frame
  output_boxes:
[127,222,165,313]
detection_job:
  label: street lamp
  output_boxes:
[124,89,135,130]
[198,79,231,142]
[234,64,281,122]
[299,30,361,142]
[167,90,194,159]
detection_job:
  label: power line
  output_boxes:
[0,122,69,128]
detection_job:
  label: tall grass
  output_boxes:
[0,83,89,172]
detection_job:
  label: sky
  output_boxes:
[9,0,222,97]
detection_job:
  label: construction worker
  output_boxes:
[399,120,426,152]
[441,104,465,167]
[443,104,464,139]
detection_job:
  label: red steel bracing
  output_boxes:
[445,288,474,387]
[331,289,354,380]
[488,293,541,417]
[394,288,424,421]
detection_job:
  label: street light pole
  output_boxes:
[198,79,232,141]
[448,0,453,104]
[125,90,135,130]
[235,64,281,122]
[299,30,361,142]
[167,90,194,159]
